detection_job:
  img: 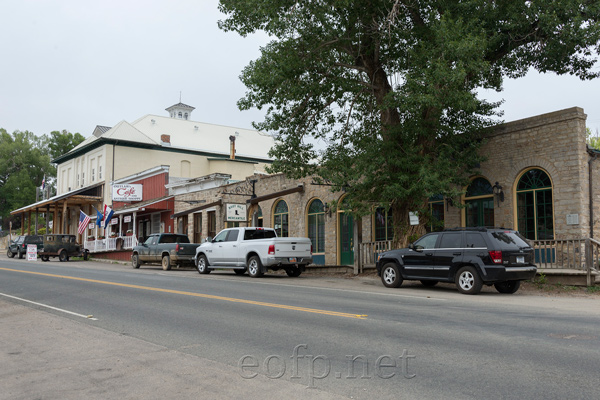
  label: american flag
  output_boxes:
[78,210,91,235]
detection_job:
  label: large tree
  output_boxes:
[0,129,85,230]
[219,0,600,245]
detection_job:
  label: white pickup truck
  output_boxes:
[194,227,313,277]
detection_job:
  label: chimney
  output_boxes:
[229,135,236,159]
[161,134,171,146]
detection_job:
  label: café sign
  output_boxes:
[112,184,143,202]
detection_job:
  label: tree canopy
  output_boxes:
[219,0,600,244]
[0,129,85,231]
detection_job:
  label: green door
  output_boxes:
[339,212,354,265]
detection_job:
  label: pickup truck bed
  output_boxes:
[131,233,200,270]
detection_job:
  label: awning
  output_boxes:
[10,182,104,215]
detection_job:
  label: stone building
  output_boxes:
[171,107,600,274]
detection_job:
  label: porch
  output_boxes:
[84,235,138,253]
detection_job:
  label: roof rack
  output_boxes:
[443,227,509,232]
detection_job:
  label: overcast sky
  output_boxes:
[1,0,599,139]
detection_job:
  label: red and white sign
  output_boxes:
[112,184,143,202]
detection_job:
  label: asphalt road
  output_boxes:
[1,256,599,399]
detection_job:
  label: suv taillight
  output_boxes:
[176,244,180,252]
[268,244,275,255]
[489,250,503,264]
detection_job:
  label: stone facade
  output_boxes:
[173,107,598,267]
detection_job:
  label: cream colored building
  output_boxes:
[12,102,275,238]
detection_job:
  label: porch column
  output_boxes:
[62,202,68,234]
[27,210,32,235]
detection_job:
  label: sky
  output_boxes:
[1,0,600,139]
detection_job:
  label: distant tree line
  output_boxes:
[0,129,85,232]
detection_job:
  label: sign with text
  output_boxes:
[112,184,143,202]
[124,215,131,223]
[27,244,37,261]
[226,204,247,222]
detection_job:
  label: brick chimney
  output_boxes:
[161,134,171,146]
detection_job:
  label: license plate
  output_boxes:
[289,257,297,263]
[516,256,524,264]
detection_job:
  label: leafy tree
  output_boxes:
[587,127,600,150]
[219,0,600,246]
[0,129,85,230]
[0,129,52,229]
[48,130,85,161]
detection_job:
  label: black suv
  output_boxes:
[7,235,43,259]
[376,228,537,295]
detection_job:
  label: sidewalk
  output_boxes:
[0,300,346,400]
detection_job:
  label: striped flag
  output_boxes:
[78,210,91,235]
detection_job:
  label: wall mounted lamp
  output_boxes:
[492,182,504,206]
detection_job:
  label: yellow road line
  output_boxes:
[0,267,367,319]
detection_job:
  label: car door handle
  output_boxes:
[453,252,462,256]
[425,253,433,256]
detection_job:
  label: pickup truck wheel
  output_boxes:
[381,263,403,288]
[7,249,14,258]
[247,256,264,278]
[41,255,49,262]
[196,255,210,274]
[456,266,482,295]
[132,254,141,269]
[18,250,24,259]
[494,280,521,294]
[162,255,172,271]
[58,250,68,262]
[234,269,246,275]
[285,267,302,277]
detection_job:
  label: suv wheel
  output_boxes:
[7,249,14,258]
[494,280,521,294]
[18,250,24,259]
[381,263,403,288]
[456,266,482,295]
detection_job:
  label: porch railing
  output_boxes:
[358,240,393,271]
[84,235,138,253]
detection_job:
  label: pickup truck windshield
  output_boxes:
[243,230,277,240]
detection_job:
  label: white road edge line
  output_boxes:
[0,292,98,321]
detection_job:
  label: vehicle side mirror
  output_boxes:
[409,243,424,252]
[205,237,212,243]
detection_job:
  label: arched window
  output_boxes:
[374,207,393,241]
[464,177,494,227]
[273,200,289,237]
[307,199,325,254]
[517,169,554,240]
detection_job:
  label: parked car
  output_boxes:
[194,227,313,277]
[131,233,200,270]
[7,235,43,259]
[39,234,88,262]
[376,227,537,294]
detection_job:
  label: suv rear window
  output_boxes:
[466,233,487,248]
[489,231,530,248]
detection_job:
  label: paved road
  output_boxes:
[1,256,599,399]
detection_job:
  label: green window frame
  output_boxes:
[307,199,325,253]
[374,207,393,241]
[517,169,554,240]
[273,200,289,237]
[428,194,445,232]
[464,177,494,227]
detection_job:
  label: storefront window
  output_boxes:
[517,169,554,240]
[307,199,325,253]
[273,200,289,237]
[464,177,494,227]
[374,207,393,241]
